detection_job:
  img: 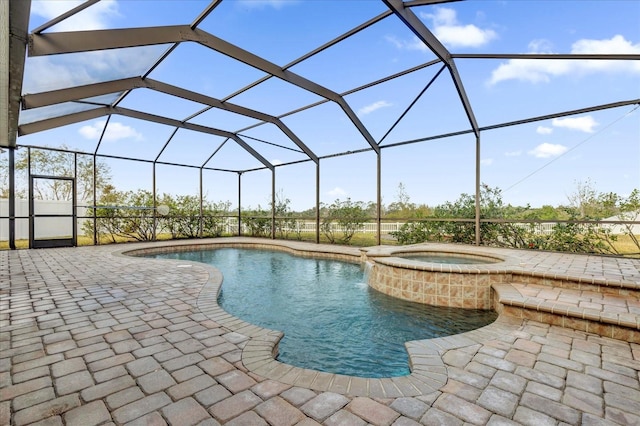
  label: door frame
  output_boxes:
[29,174,77,249]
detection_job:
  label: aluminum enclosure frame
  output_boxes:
[3,0,640,249]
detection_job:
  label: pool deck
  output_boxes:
[1,237,639,425]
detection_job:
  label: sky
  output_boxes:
[11,0,640,211]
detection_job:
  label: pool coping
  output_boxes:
[116,238,530,397]
[363,244,640,291]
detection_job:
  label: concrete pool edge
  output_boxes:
[117,238,523,397]
[117,237,639,397]
[168,251,521,397]
[361,244,640,311]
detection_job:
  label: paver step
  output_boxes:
[492,282,640,343]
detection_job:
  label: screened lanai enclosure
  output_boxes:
[1,0,639,249]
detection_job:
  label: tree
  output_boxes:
[523,205,563,220]
[616,189,640,253]
[431,184,511,244]
[385,182,417,219]
[0,145,112,202]
[271,189,299,239]
[565,178,617,219]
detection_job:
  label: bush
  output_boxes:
[242,205,271,237]
[84,190,232,242]
[321,198,368,244]
[160,195,230,238]
[271,190,299,239]
[88,189,156,242]
[391,221,447,245]
[539,220,617,255]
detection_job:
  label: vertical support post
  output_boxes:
[0,0,9,148]
[152,163,157,241]
[199,167,204,238]
[475,134,481,246]
[376,152,382,246]
[93,116,109,246]
[73,153,77,246]
[92,154,97,245]
[27,147,32,249]
[271,169,276,240]
[237,172,242,236]
[8,147,15,249]
[315,162,320,244]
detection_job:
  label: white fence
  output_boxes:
[1,199,638,242]
[0,199,88,240]
[226,218,638,236]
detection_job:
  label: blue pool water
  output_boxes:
[148,248,497,378]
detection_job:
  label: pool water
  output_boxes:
[149,248,497,378]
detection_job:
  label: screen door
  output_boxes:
[29,175,76,249]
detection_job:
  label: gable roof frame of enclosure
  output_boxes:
[3,0,640,249]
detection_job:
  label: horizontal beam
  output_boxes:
[18,104,274,171]
[114,107,274,171]
[452,53,640,60]
[18,107,109,135]
[145,79,318,163]
[28,26,185,56]
[479,98,640,132]
[404,0,462,6]
[21,77,141,109]
[22,76,318,163]
[382,98,640,149]
[16,142,241,173]
[28,25,380,154]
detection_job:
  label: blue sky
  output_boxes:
[15,0,640,211]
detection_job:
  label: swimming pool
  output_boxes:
[148,248,497,377]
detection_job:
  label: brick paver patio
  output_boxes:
[1,238,639,425]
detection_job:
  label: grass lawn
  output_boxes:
[2,233,639,257]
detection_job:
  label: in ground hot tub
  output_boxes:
[363,245,512,309]
[397,251,500,265]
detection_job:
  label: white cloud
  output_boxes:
[271,159,283,166]
[528,143,568,158]
[481,158,494,166]
[236,0,298,10]
[79,120,143,142]
[78,122,102,140]
[31,0,120,31]
[421,8,497,48]
[551,116,599,133]
[489,35,640,85]
[536,126,553,135]
[505,150,522,157]
[385,35,429,52]
[572,35,640,71]
[358,101,393,116]
[327,187,347,198]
